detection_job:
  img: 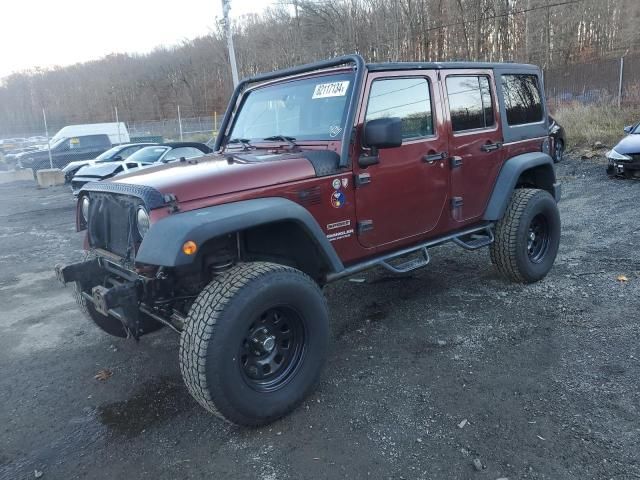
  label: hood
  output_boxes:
[75,162,124,179]
[63,159,95,173]
[111,151,320,204]
[613,134,640,155]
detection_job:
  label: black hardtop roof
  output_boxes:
[366,61,540,72]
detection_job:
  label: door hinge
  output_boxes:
[451,197,464,209]
[354,172,371,187]
[449,156,463,169]
[357,220,374,234]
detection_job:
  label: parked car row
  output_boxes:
[70,142,212,196]
[13,123,131,173]
[0,136,48,154]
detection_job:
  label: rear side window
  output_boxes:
[446,76,494,132]
[501,74,544,125]
[365,77,433,139]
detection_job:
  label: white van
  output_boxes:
[50,123,130,145]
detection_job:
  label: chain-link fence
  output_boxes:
[545,54,640,108]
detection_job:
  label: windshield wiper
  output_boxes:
[262,135,297,148]
[227,137,254,151]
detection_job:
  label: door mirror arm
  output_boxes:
[359,146,379,167]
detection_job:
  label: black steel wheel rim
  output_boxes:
[527,213,550,263]
[239,306,306,392]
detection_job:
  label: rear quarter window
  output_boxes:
[501,74,544,125]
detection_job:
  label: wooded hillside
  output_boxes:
[1,0,638,134]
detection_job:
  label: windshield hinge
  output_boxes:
[163,193,179,213]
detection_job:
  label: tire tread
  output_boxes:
[490,188,541,283]
[179,261,321,424]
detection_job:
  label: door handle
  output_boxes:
[422,151,447,164]
[480,142,502,153]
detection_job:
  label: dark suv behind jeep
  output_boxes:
[56,55,561,426]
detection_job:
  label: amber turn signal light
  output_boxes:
[182,240,198,255]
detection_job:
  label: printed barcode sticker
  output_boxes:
[312,81,350,99]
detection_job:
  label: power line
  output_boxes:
[423,0,587,33]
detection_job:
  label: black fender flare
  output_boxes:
[135,197,345,272]
[483,152,561,221]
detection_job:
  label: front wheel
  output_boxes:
[179,262,329,426]
[553,139,564,163]
[490,188,561,283]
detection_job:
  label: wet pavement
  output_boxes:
[1,157,639,479]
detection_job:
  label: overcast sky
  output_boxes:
[0,0,275,80]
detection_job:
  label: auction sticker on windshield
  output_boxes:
[312,81,350,99]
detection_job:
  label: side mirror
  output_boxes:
[624,125,633,134]
[363,117,403,149]
[359,117,402,167]
[112,155,123,161]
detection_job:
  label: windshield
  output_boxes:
[126,146,169,163]
[49,137,67,149]
[94,145,124,162]
[228,72,354,143]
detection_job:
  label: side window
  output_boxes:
[501,74,543,125]
[365,77,433,139]
[446,76,495,132]
[125,162,138,169]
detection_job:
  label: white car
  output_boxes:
[70,143,210,195]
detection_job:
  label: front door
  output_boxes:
[354,71,449,248]
[442,71,504,222]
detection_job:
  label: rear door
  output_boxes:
[443,71,503,222]
[354,70,449,248]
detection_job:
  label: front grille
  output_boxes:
[87,193,141,259]
[71,180,88,193]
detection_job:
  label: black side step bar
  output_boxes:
[326,223,494,282]
[451,226,494,250]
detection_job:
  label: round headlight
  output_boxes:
[136,207,150,238]
[80,196,90,222]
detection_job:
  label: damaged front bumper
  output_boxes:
[55,256,182,338]
[607,157,640,177]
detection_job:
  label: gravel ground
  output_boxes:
[1,155,639,480]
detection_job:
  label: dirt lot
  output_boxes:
[1,155,639,480]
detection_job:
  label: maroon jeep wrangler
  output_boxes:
[56,55,561,426]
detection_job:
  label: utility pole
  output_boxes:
[43,108,53,169]
[221,0,239,87]
[114,106,122,144]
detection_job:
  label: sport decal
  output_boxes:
[330,190,345,208]
[332,178,341,190]
[312,81,350,99]
[327,219,351,230]
[341,177,349,188]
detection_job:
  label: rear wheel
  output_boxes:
[179,262,329,426]
[553,139,564,162]
[490,188,561,283]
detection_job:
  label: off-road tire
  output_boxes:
[490,188,560,283]
[179,261,329,426]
